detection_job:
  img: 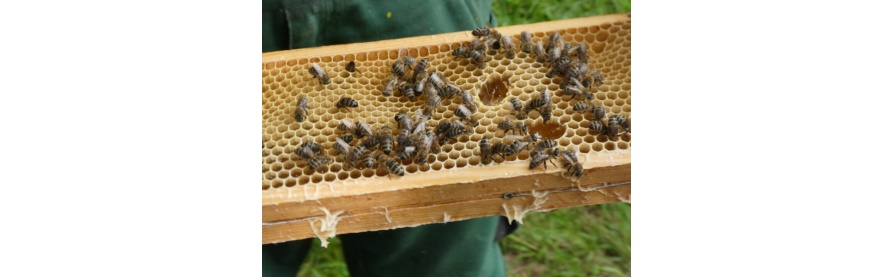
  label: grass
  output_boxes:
[500,203,631,277]
[492,0,631,27]
[294,2,632,276]
[296,237,349,277]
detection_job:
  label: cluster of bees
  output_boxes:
[291,26,631,181]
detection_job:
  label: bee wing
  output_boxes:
[515,141,530,150]
[358,120,373,135]
[453,120,467,130]
[456,104,472,117]
[412,120,427,135]
[341,118,355,129]
[403,146,416,153]
[418,133,432,150]
[413,109,429,123]
[335,137,351,154]
[461,90,474,104]
[543,89,552,103]
[504,134,526,141]
[301,147,316,159]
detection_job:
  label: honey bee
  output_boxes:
[606,116,620,140]
[415,130,435,165]
[294,96,311,122]
[508,97,527,120]
[564,162,583,181]
[396,145,417,161]
[472,26,490,37]
[497,118,527,136]
[470,38,486,52]
[354,120,374,138]
[345,145,367,170]
[524,89,552,115]
[540,91,554,121]
[582,71,605,90]
[381,156,405,178]
[382,75,398,97]
[346,61,360,74]
[391,59,407,80]
[309,63,330,85]
[549,45,562,64]
[401,82,416,101]
[547,56,572,78]
[563,85,593,101]
[452,46,470,58]
[460,90,477,113]
[487,30,503,50]
[588,118,604,134]
[501,35,515,59]
[533,139,557,152]
[491,141,511,162]
[507,132,542,144]
[294,141,322,160]
[361,151,381,169]
[533,41,546,63]
[379,126,394,155]
[307,155,334,172]
[413,57,428,80]
[334,136,352,155]
[427,72,446,91]
[572,101,590,112]
[520,31,532,53]
[361,133,380,149]
[592,105,606,121]
[546,32,563,52]
[439,83,462,99]
[337,118,355,134]
[402,56,416,68]
[395,112,413,132]
[425,82,441,109]
[336,97,359,111]
[573,42,588,62]
[338,134,354,144]
[509,97,523,111]
[454,104,478,127]
[470,50,486,69]
[564,63,588,81]
[479,136,492,165]
[561,149,583,181]
[414,71,429,93]
[529,148,560,170]
[610,114,630,133]
[396,128,412,151]
[507,140,529,157]
[436,120,470,144]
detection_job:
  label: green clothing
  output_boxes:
[263,0,496,52]
[262,0,506,276]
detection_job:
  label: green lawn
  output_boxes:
[296,1,632,276]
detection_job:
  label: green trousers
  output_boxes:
[263,0,507,276]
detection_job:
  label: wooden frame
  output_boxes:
[262,13,631,245]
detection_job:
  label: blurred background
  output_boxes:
[295,1,631,276]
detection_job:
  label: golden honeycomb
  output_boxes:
[262,17,631,191]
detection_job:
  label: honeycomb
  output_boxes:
[262,17,631,191]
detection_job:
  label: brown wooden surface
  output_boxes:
[262,13,631,244]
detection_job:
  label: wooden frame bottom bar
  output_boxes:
[263,163,630,244]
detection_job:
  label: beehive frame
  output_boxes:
[262,13,631,244]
